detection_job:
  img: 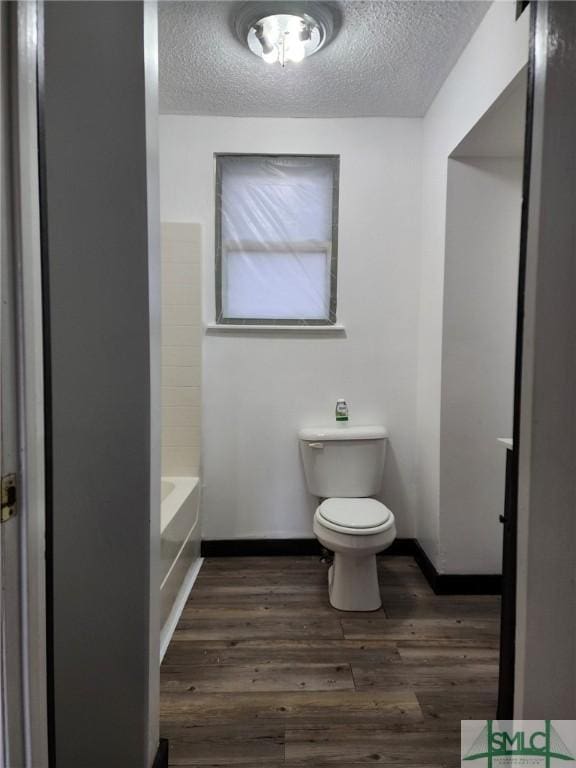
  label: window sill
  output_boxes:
[205,323,346,335]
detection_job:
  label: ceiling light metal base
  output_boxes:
[234,1,340,61]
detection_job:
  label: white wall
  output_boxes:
[441,158,522,573]
[417,1,529,569]
[161,222,201,476]
[160,117,422,540]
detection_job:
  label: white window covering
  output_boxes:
[216,155,339,324]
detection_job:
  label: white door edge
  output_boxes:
[1,1,49,765]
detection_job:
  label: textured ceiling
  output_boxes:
[159,0,491,118]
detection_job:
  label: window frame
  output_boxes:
[214,153,340,326]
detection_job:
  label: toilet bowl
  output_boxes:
[298,425,397,612]
[313,498,396,611]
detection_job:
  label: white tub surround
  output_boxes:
[161,222,202,477]
[160,223,203,658]
[160,476,202,659]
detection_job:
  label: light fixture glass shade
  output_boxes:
[247,12,323,66]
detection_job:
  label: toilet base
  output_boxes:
[328,554,382,612]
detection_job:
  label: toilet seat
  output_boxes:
[317,498,394,536]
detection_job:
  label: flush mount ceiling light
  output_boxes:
[235,2,339,67]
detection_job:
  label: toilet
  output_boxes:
[299,425,396,611]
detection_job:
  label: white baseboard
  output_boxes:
[160,557,204,663]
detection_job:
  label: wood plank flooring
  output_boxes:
[160,556,500,767]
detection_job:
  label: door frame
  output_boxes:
[0,1,49,764]
[514,0,576,716]
[496,0,537,720]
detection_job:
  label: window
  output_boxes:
[215,154,339,325]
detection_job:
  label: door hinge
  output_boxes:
[1,474,17,523]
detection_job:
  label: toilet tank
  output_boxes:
[298,425,388,498]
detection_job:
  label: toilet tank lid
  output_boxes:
[298,425,388,441]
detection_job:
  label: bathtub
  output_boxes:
[160,476,202,660]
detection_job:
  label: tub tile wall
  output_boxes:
[161,222,201,475]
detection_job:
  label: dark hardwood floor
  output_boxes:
[160,556,500,767]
